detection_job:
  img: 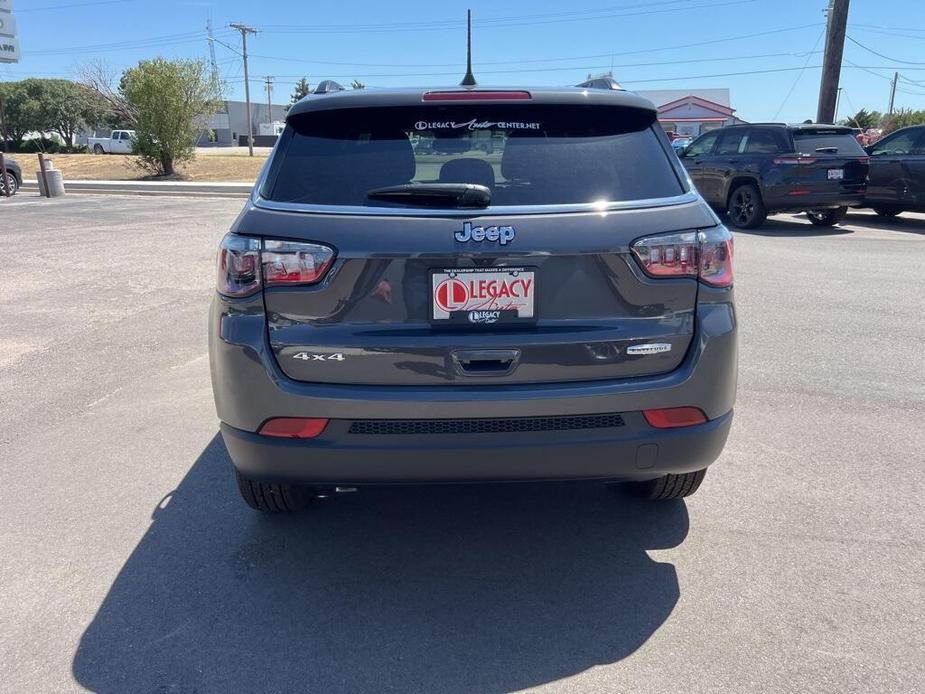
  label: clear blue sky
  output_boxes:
[2,0,924,122]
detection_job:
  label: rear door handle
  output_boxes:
[452,349,521,376]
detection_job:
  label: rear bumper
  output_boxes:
[221,410,733,484]
[210,289,737,484]
[764,184,865,211]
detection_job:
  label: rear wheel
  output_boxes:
[234,469,314,513]
[1,172,17,196]
[726,183,767,229]
[93,144,104,155]
[872,206,902,217]
[626,469,707,500]
[806,207,848,226]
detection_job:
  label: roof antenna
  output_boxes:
[460,9,477,86]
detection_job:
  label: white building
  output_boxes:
[636,89,746,137]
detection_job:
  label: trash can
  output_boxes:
[37,159,66,197]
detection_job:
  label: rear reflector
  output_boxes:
[643,407,708,429]
[422,90,531,101]
[259,417,329,438]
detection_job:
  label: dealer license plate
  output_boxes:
[432,268,535,324]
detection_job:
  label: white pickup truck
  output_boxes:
[87,130,136,155]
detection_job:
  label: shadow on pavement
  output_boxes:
[843,211,925,235]
[73,434,689,693]
[732,215,854,237]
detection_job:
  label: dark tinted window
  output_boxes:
[745,129,782,154]
[683,131,719,157]
[792,130,866,155]
[265,105,683,206]
[716,129,747,155]
[870,128,925,156]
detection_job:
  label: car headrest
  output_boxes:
[438,158,496,189]
[501,136,617,200]
[349,130,415,186]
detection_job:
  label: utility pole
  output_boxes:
[834,87,842,122]
[888,71,899,115]
[264,76,274,124]
[816,0,850,124]
[230,23,257,156]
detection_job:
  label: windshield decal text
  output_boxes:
[414,119,541,131]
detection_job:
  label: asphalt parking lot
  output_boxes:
[0,195,923,693]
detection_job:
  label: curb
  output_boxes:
[22,179,253,198]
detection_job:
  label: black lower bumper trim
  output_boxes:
[221,410,732,485]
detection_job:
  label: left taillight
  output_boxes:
[216,234,335,297]
[216,233,261,297]
[630,225,734,288]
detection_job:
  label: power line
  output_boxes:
[242,22,824,70]
[248,49,823,75]
[846,35,925,65]
[27,30,226,56]
[773,28,826,120]
[256,0,762,34]
[16,0,140,12]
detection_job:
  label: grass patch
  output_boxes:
[21,153,269,182]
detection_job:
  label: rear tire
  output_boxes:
[627,469,707,500]
[1,172,17,196]
[234,469,313,513]
[726,183,767,229]
[93,144,104,155]
[806,207,848,226]
[872,206,902,217]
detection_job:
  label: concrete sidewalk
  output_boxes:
[22,178,253,198]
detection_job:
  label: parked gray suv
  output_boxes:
[209,85,737,512]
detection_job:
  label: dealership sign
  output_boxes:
[0,0,18,63]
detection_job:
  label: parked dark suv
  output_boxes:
[864,125,925,217]
[209,85,737,512]
[680,123,870,228]
[1,157,21,196]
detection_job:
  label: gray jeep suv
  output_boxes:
[209,85,737,512]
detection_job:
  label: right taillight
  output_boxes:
[216,233,335,297]
[696,226,734,288]
[630,225,733,288]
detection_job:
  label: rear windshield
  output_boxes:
[792,130,866,156]
[264,104,684,207]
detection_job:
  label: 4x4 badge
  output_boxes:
[454,221,515,245]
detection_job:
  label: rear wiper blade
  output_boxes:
[367,183,491,208]
[814,147,839,153]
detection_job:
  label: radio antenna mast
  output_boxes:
[460,9,476,86]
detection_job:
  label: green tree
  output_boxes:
[121,58,221,176]
[0,79,102,149]
[841,108,882,130]
[290,77,311,104]
[882,108,925,134]
[0,81,30,144]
